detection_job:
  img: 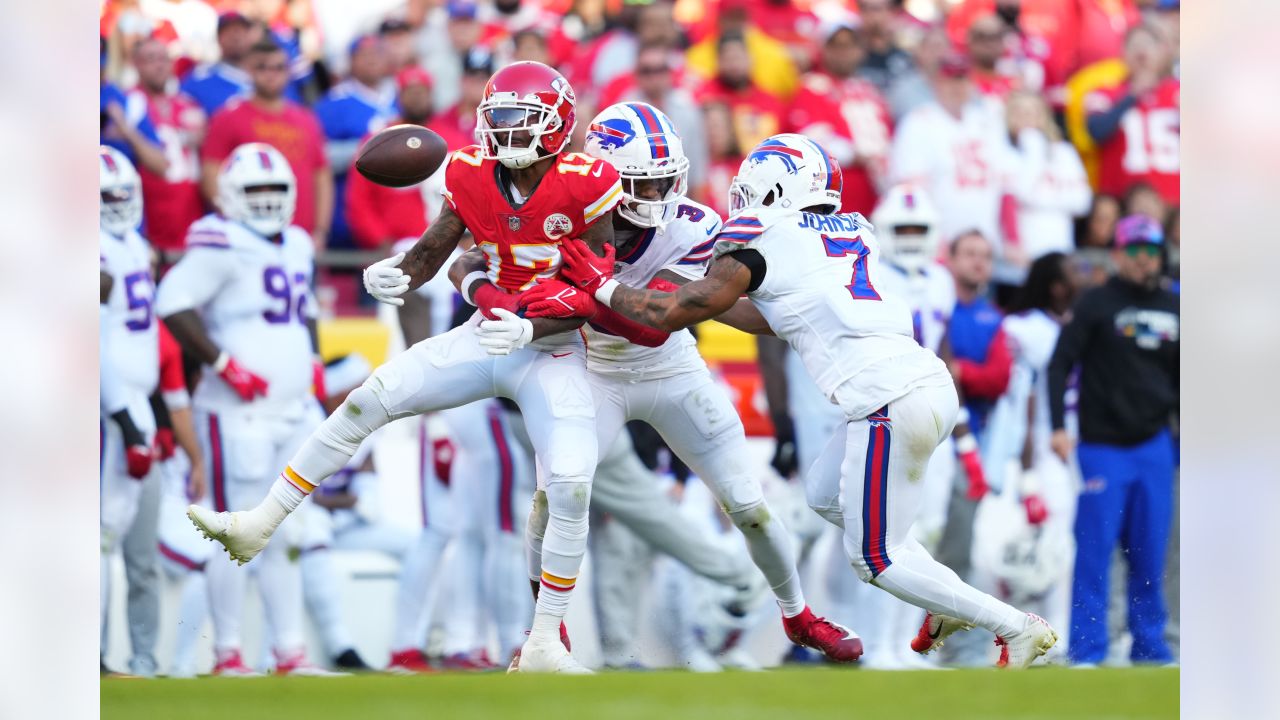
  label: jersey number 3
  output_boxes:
[820,234,881,301]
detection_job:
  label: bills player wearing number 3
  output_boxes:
[186,62,623,674]
[460,103,863,663]
[544,133,1059,669]
[155,143,334,676]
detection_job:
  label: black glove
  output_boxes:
[770,416,799,478]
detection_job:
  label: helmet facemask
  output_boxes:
[886,224,935,273]
[619,158,688,230]
[217,146,297,238]
[239,183,295,236]
[100,184,142,236]
[477,103,560,169]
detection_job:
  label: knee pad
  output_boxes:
[544,480,591,523]
[727,499,771,533]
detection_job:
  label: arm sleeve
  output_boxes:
[1086,93,1139,144]
[590,302,670,347]
[956,325,1014,400]
[1047,294,1095,430]
[154,246,237,317]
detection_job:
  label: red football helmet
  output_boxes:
[476,61,577,169]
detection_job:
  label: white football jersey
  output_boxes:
[876,261,956,354]
[155,214,316,411]
[712,208,950,419]
[586,199,722,378]
[100,228,159,395]
[992,309,1063,467]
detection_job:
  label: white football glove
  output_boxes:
[476,308,534,356]
[363,252,410,306]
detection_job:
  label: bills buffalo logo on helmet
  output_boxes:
[747,138,804,173]
[588,118,636,151]
[543,213,573,240]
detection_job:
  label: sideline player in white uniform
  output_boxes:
[189,62,626,674]
[155,143,332,676]
[99,146,159,672]
[470,103,863,663]
[541,133,1059,669]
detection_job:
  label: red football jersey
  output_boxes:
[1090,77,1180,205]
[787,72,893,215]
[443,146,623,292]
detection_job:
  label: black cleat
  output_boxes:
[333,648,372,671]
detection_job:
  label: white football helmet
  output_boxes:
[584,102,689,230]
[729,134,842,215]
[971,466,1075,602]
[100,145,142,236]
[217,143,297,237]
[872,184,941,274]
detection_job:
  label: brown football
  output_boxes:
[354,124,450,188]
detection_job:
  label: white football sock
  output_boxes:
[533,479,590,620]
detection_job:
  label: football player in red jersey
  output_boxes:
[187,62,622,674]
[1085,23,1179,206]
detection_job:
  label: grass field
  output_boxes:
[102,667,1177,720]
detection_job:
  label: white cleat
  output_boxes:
[996,613,1059,669]
[515,637,592,674]
[187,505,274,565]
[910,613,975,656]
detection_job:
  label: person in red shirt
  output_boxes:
[967,14,1019,103]
[128,37,206,254]
[787,21,893,215]
[695,33,787,154]
[1085,23,1179,206]
[200,37,333,245]
[346,67,437,252]
[698,100,742,219]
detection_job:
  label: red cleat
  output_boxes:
[386,649,435,674]
[911,613,975,655]
[560,621,572,652]
[440,651,498,672]
[212,649,261,677]
[782,607,863,663]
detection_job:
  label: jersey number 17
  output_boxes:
[820,234,881,301]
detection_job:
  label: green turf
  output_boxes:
[102,667,1177,720]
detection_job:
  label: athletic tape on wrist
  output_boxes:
[595,278,620,306]
[462,271,489,306]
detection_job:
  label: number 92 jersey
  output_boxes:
[100,227,159,395]
[154,214,316,410]
[712,207,949,419]
[585,198,722,377]
[442,145,623,293]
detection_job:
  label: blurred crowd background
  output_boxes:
[99,0,1180,675]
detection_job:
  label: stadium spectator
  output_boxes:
[345,67,437,252]
[1048,215,1178,666]
[695,33,787,154]
[685,0,798,100]
[946,230,1013,441]
[179,11,262,116]
[511,27,552,65]
[889,52,1015,255]
[1085,23,1180,207]
[138,0,220,65]
[1124,181,1168,227]
[1004,90,1091,262]
[1079,193,1120,248]
[567,0,680,103]
[787,20,893,215]
[201,38,332,243]
[598,44,708,194]
[101,41,169,177]
[699,101,742,219]
[857,0,915,100]
[314,35,397,249]
[431,47,492,152]
[127,36,207,253]
[967,14,1016,102]
[881,23,950,120]
[245,0,324,104]
[379,17,421,71]
[416,0,492,112]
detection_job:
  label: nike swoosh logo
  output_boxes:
[706,226,717,236]
[928,623,944,640]
[592,164,603,177]
[551,352,572,358]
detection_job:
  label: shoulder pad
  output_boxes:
[185,215,233,249]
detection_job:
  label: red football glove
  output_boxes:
[433,436,456,486]
[215,353,269,402]
[1023,494,1049,525]
[557,238,615,295]
[956,435,989,501]
[312,356,327,402]
[521,279,598,319]
[154,427,176,461]
[125,444,154,479]
[473,282,523,321]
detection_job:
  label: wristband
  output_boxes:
[955,433,978,454]
[461,271,489,306]
[212,352,230,373]
[595,278,620,307]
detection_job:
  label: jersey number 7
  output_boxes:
[820,234,881,301]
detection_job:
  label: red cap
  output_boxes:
[396,66,434,90]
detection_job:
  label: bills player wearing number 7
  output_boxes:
[155,142,335,676]
[542,133,1060,669]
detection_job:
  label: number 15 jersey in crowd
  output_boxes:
[712,208,950,420]
[155,214,315,410]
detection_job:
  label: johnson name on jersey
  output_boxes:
[101,227,159,395]
[154,214,316,409]
[441,145,623,293]
[712,207,949,419]
[585,198,722,376]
